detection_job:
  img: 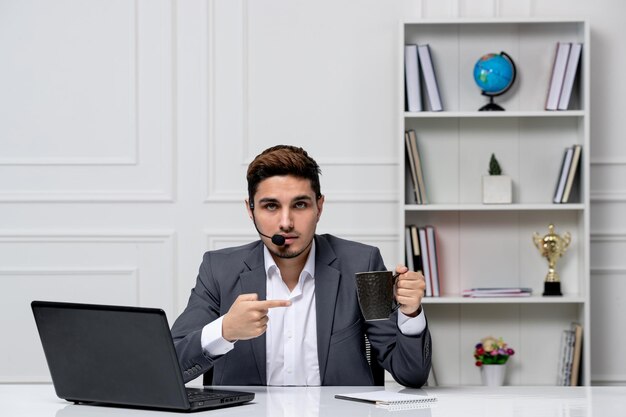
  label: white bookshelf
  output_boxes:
[399,19,590,386]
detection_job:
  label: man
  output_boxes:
[171,145,431,387]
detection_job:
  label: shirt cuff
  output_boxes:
[201,316,236,356]
[397,306,426,336]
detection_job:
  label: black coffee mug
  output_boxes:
[355,271,400,321]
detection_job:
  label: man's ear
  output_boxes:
[245,199,253,219]
[316,195,325,221]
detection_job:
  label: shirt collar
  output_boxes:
[263,240,316,282]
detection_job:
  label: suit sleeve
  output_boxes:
[170,252,223,383]
[364,247,432,388]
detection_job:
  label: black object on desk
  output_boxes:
[31,300,254,412]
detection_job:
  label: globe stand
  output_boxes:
[479,94,505,111]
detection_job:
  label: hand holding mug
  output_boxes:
[393,264,425,317]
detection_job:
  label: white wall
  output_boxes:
[0,0,624,385]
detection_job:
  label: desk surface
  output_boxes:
[2,384,625,416]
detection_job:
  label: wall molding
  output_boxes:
[203,229,397,250]
[590,231,626,242]
[590,192,626,203]
[590,160,626,201]
[0,0,139,167]
[0,229,177,321]
[0,191,174,203]
[590,158,626,165]
[204,190,398,203]
[203,0,399,203]
[591,267,626,276]
[0,230,175,243]
[0,0,174,203]
[0,267,140,305]
[591,374,626,385]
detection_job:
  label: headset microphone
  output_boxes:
[269,233,286,246]
[249,202,286,246]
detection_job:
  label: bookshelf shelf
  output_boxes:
[404,110,585,118]
[422,295,586,304]
[400,19,590,386]
[404,203,585,212]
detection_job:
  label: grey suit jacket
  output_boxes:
[171,234,431,387]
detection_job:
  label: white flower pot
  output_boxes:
[481,364,506,386]
[482,175,512,204]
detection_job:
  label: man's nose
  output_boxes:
[278,208,293,230]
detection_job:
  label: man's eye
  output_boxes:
[294,201,308,209]
[263,203,278,211]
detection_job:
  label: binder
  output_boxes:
[561,144,582,203]
[404,45,422,112]
[553,147,574,203]
[417,44,443,111]
[546,42,571,110]
[558,43,583,110]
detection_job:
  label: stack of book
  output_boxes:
[404,44,443,112]
[404,225,440,297]
[404,129,427,204]
[557,322,583,385]
[545,42,583,110]
[553,144,582,203]
[462,287,532,298]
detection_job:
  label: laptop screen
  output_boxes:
[32,301,195,410]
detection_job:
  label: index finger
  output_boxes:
[255,299,292,309]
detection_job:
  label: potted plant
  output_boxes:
[482,153,512,204]
[474,336,515,386]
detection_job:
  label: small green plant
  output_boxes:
[488,153,502,175]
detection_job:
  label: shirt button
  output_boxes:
[286,331,292,339]
[287,368,292,373]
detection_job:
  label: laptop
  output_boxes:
[31,300,254,412]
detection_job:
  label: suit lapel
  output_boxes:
[240,242,267,385]
[313,235,340,384]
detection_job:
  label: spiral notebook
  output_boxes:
[335,390,437,409]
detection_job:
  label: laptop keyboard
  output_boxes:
[186,389,230,402]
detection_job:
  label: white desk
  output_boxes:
[2,384,626,416]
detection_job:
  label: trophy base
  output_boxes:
[543,281,562,296]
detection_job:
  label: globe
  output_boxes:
[473,51,516,111]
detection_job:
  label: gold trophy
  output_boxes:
[533,224,571,296]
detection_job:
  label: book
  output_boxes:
[404,132,421,204]
[561,144,582,203]
[558,43,583,110]
[570,322,583,386]
[545,42,572,110]
[462,287,532,297]
[425,226,440,297]
[557,329,575,385]
[404,227,415,271]
[404,45,422,112]
[335,390,437,408]
[410,225,424,274]
[556,329,570,385]
[407,130,428,204]
[553,146,574,203]
[418,227,432,297]
[463,292,531,298]
[417,44,443,111]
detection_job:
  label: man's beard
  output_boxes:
[270,237,314,259]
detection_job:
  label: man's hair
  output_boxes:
[247,145,322,206]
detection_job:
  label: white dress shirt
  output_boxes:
[200,241,427,385]
[264,242,319,385]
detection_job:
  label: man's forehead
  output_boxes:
[255,175,315,197]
